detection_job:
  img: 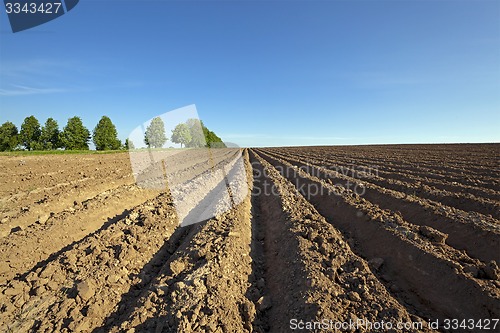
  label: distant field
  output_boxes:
[0,149,126,156]
[0,147,191,156]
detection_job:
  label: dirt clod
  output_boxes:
[368,257,384,270]
[419,225,448,244]
[77,280,95,301]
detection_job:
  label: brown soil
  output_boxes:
[0,144,498,333]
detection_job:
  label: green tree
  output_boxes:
[20,115,41,150]
[171,123,192,148]
[185,118,205,148]
[144,117,167,148]
[124,138,135,150]
[0,122,19,151]
[93,116,121,150]
[203,127,225,148]
[40,118,61,150]
[60,116,90,150]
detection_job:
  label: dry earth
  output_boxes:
[0,144,498,332]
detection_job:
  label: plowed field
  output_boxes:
[0,144,498,332]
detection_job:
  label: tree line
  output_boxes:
[0,115,225,152]
[144,117,225,149]
[0,115,122,151]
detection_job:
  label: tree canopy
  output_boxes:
[203,126,225,148]
[40,118,61,150]
[184,118,205,148]
[181,118,225,148]
[93,116,121,150]
[0,122,19,151]
[124,138,135,150]
[60,116,91,150]
[171,123,192,148]
[20,115,41,151]
[0,114,225,152]
[144,117,167,148]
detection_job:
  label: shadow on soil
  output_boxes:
[91,220,208,333]
[15,209,133,283]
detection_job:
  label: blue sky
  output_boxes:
[0,0,499,147]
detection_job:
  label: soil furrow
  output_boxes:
[93,223,199,333]
[103,149,254,333]
[0,184,162,285]
[0,149,241,285]
[250,150,436,332]
[0,144,497,332]
[0,192,179,333]
[276,149,500,202]
[275,148,500,201]
[281,145,500,178]
[268,149,500,219]
[0,175,134,234]
[276,147,499,191]
[260,149,500,264]
[254,149,499,327]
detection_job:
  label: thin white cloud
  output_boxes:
[0,84,66,96]
[0,59,82,78]
[0,58,143,97]
[0,59,78,96]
